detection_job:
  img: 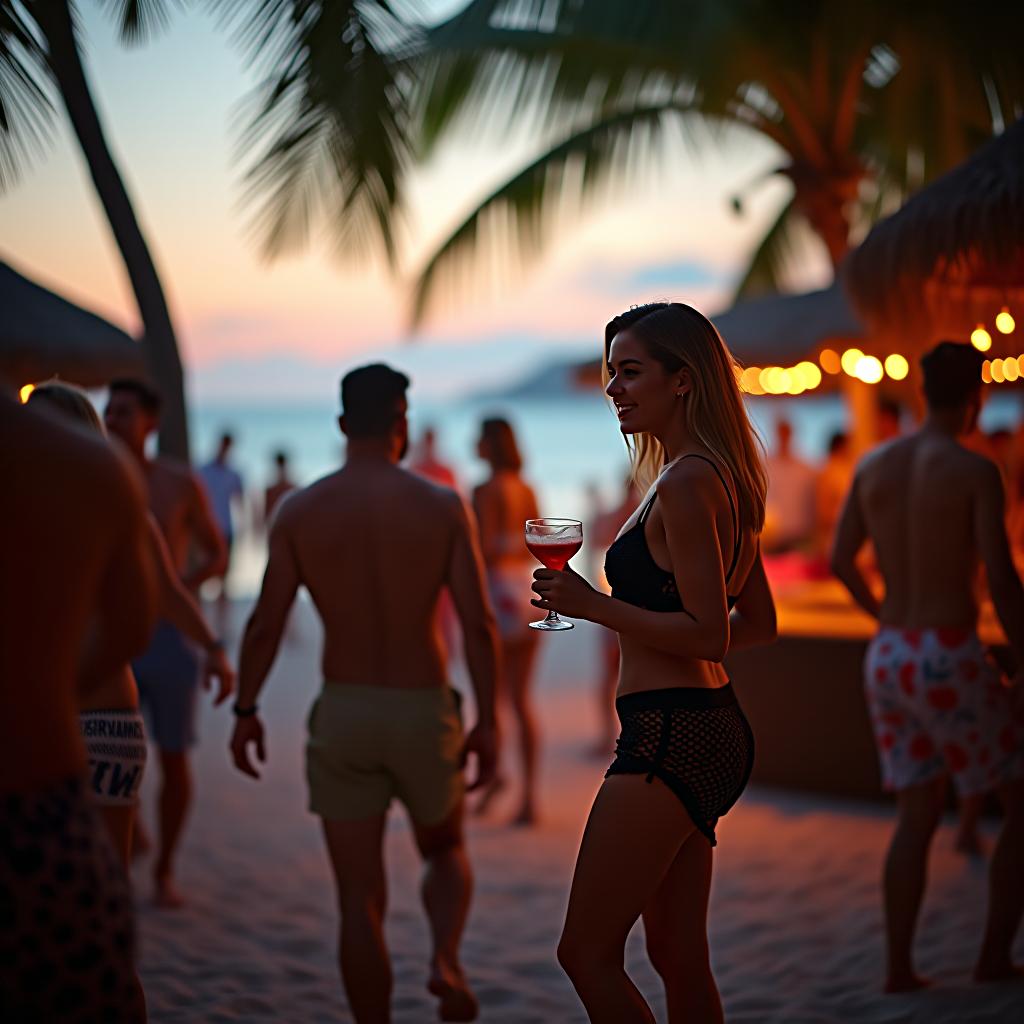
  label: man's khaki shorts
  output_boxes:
[306,682,465,825]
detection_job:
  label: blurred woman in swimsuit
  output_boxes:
[472,417,543,825]
[532,305,777,1022]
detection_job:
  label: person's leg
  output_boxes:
[558,774,695,1024]
[643,832,723,1024]
[412,805,478,1022]
[153,749,192,907]
[882,777,946,992]
[506,634,541,825]
[975,778,1024,981]
[955,793,985,855]
[321,815,392,1024]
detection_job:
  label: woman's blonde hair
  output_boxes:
[603,303,767,533]
[27,380,104,434]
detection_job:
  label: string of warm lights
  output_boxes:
[982,356,1024,385]
[738,347,910,396]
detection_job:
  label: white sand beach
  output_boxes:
[134,602,1024,1023]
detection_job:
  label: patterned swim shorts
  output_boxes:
[864,626,1024,796]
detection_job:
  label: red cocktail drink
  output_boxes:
[524,518,583,632]
[526,538,582,571]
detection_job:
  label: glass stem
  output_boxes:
[545,608,560,623]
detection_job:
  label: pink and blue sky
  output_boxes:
[0,2,829,399]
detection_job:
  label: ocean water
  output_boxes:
[190,389,1022,596]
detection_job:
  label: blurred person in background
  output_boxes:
[262,449,297,528]
[199,431,245,623]
[2,383,157,1022]
[28,382,235,866]
[832,341,1024,991]
[815,431,855,561]
[763,417,816,554]
[473,417,543,825]
[104,380,226,909]
[410,424,460,491]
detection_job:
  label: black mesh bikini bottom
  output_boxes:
[605,684,755,846]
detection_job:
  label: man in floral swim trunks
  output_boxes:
[832,342,1024,993]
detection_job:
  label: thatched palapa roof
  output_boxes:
[0,258,144,387]
[845,118,1024,335]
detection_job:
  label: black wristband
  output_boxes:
[232,703,258,718]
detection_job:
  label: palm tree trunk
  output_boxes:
[34,0,190,461]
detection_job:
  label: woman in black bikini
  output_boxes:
[532,303,777,1023]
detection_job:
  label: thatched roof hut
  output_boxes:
[845,118,1024,340]
[0,258,144,388]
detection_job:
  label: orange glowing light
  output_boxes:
[971,325,993,351]
[819,349,841,375]
[19,384,35,403]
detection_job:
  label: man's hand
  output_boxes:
[461,722,498,792]
[230,716,267,779]
[531,565,600,621]
[202,646,236,705]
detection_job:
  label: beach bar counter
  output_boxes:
[727,576,1008,800]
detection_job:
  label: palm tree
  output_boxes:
[1,0,191,458]
[404,0,1024,322]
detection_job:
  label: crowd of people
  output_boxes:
[3,309,1024,1023]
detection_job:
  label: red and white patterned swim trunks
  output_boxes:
[864,626,1024,795]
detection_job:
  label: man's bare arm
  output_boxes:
[830,474,881,619]
[446,495,499,728]
[236,516,301,709]
[182,476,227,590]
[974,463,1024,670]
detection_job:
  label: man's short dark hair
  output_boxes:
[340,364,410,438]
[920,342,985,410]
[109,378,162,415]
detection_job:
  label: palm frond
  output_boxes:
[729,196,813,303]
[409,99,707,327]
[99,0,181,45]
[216,0,422,266]
[0,1,56,189]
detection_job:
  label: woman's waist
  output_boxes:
[615,681,738,714]
[616,644,728,691]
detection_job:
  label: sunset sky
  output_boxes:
[0,3,829,398]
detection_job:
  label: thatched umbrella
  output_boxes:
[0,259,144,388]
[845,118,1024,344]
[711,281,864,367]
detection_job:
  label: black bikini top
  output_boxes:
[604,454,741,614]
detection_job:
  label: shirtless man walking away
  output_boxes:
[1,390,157,1021]
[104,379,227,907]
[230,364,499,1024]
[832,342,1024,992]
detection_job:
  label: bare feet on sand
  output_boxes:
[884,971,931,993]
[428,960,478,1022]
[154,874,186,909]
[973,961,1024,983]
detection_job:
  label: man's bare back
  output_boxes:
[853,432,1001,629]
[0,398,156,791]
[269,462,477,687]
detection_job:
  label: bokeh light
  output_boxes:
[854,355,884,384]
[819,349,841,375]
[996,308,1016,334]
[19,384,35,404]
[841,348,864,376]
[971,325,993,351]
[883,354,909,381]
